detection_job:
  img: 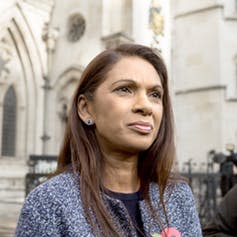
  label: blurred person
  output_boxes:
[220,152,237,196]
[14,44,202,237]
[203,184,237,237]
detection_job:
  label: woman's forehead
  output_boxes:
[104,56,162,85]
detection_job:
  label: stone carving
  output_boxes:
[149,0,164,36]
[101,32,133,49]
[0,37,12,81]
[67,13,86,42]
[58,103,68,123]
[149,0,164,52]
[42,23,59,53]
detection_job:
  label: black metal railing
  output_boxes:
[181,171,221,227]
[25,155,57,196]
[25,154,237,227]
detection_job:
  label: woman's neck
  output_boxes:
[102,153,140,193]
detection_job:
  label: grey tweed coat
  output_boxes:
[14,171,202,237]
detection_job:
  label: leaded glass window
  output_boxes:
[1,86,17,156]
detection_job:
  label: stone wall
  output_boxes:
[171,0,237,164]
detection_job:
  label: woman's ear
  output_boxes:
[77,95,94,123]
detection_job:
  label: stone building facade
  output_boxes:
[0,1,53,235]
[171,0,237,168]
[1,0,237,235]
[0,0,171,235]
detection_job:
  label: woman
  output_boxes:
[15,44,202,237]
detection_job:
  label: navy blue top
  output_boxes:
[107,190,144,237]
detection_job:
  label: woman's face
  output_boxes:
[87,56,163,155]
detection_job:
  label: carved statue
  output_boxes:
[149,0,164,36]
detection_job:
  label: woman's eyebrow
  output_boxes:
[150,85,163,91]
[112,79,162,88]
[112,79,164,92]
[111,79,136,86]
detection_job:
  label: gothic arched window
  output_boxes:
[1,86,17,156]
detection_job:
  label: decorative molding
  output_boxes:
[149,0,164,36]
[224,16,237,21]
[149,0,164,52]
[175,85,237,103]
[227,97,237,102]
[42,75,52,90]
[16,2,45,76]
[42,23,59,53]
[101,32,133,49]
[59,65,84,78]
[174,4,224,19]
[58,103,68,123]
[54,64,83,88]
[0,37,13,81]
[40,133,50,142]
[175,85,226,95]
[22,0,54,12]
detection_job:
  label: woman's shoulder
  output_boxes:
[149,179,193,202]
[163,180,197,214]
[168,179,192,194]
[148,180,202,236]
[26,171,80,205]
[15,172,90,236]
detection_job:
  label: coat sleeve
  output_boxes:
[14,185,62,237]
[202,184,237,237]
[177,183,203,237]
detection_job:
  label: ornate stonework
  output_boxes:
[101,32,133,49]
[149,0,164,36]
[42,23,59,53]
[149,0,164,51]
[0,37,12,82]
[67,13,86,42]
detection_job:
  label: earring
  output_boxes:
[85,118,94,126]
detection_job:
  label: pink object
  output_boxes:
[161,227,182,237]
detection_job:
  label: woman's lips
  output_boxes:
[128,122,153,134]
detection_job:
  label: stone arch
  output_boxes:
[53,65,83,151]
[0,2,48,159]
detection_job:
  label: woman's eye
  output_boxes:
[116,87,131,94]
[151,91,162,99]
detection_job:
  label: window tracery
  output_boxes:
[1,86,17,157]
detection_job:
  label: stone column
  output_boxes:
[41,18,59,154]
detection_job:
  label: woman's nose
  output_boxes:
[132,93,152,116]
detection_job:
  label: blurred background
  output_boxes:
[0,0,237,236]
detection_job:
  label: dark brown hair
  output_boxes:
[56,44,176,236]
